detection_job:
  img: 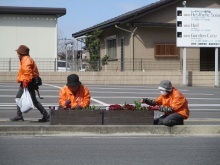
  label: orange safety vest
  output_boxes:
[156,87,190,119]
[16,56,39,83]
[59,85,91,109]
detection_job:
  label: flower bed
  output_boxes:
[50,101,154,125]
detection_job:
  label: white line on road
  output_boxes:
[1,95,220,101]
[89,91,213,95]
[44,84,108,106]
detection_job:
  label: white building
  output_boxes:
[0,6,66,59]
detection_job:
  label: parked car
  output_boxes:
[57,60,70,72]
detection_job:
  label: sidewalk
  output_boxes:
[0,118,220,136]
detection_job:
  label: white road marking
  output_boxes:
[0,83,219,107]
[44,84,108,106]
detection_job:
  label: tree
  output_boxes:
[85,29,103,61]
[84,29,103,71]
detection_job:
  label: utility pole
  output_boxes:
[58,38,73,71]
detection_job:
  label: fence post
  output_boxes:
[141,59,142,71]
[97,60,100,71]
[54,58,57,71]
[9,58,11,71]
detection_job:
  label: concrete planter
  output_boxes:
[50,110,103,125]
[103,110,154,125]
[50,109,154,125]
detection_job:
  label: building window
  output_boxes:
[154,44,179,57]
[106,37,117,59]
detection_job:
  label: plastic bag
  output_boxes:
[15,88,34,113]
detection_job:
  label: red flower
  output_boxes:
[108,102,151,111]
[109,104,122,110]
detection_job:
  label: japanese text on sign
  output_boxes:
[176,7,220,47]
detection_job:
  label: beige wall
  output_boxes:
[98,0,220,73]
[0,71,219,87]
[0,14,58,59]
[135,27,177,59]
[137,0,219,23]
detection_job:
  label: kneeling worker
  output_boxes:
[59,74,91,109]
[141,80,189,127]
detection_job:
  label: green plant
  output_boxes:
[134,100,149,111]
[101,55,110,65]
[84,105,101,111]
[134,100,142,110]
[84,29,103,71]
[85,29,103,60]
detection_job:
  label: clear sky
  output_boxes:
[1,0,159,39]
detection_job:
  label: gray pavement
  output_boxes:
[1,136,220,165]
[0,123,220,136]
[0,83,220,136]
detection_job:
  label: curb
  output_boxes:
[0,125,220,136]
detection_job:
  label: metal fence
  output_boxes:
[0,58,57,72]
[0,58,214,72]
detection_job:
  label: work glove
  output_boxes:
[75,105,83,110]
[141,98,157,106]
[22,81,28,88]
[158,105,173,113]
[65,100,71,106]
[148,105,159,110]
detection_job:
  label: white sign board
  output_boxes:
[176,7,220,47]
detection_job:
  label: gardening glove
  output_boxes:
[142,98,157,106]
[158,105,173,113]
[65,100,71,106]
[22,81,28,88]
[75,105,83,110]
[148,105,159,110]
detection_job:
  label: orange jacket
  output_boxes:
[59,85,91,109]
[156,87,189,119]
[17,56,39,83]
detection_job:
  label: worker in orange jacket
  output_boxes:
[141,80,190,126]
[59,74,91,109]
[10,45,49,122]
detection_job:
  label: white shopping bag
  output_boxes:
[15,88,35,113]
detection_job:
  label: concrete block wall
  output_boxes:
[0,71,219,87]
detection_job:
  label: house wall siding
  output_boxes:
[134,27,177,59]
[0,14,57,59]
[99,0,219,73]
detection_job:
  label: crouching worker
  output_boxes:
[141,80,189,127]
[59,74,91,110]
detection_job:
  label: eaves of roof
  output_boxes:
[133,22,176,28]
[72,0,181,38]
[0,6,66,17]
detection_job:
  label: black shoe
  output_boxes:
[38,115,50,122]
[10,116,24,121]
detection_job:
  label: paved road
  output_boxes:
[0,135,220,165]
[0,83,220,124]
